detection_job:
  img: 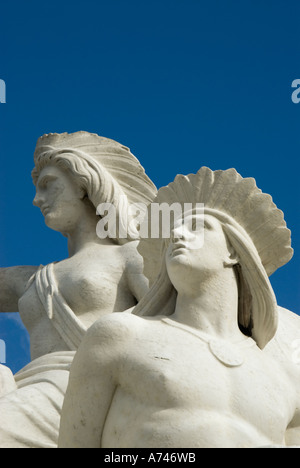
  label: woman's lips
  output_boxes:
[41,205,50,215]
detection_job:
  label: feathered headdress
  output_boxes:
[136,167,293,349]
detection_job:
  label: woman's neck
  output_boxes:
[65,204,115,256]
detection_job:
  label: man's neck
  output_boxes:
[172,268,245,342]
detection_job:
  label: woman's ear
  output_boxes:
[80,191,89,201]
[75,184,88,200]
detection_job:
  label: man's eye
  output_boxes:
[191,218,204,231]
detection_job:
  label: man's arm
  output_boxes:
[0,266,38,312]
[58,314,129,448]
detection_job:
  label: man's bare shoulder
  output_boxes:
[71,313,148,374]
[278,305,300,326]
[265,306,300,369]
[277,306,300,344]
[86,312,145,346]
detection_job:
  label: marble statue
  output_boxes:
[0,365,16,398]
[59,167,300,448]
[0,131,157,448]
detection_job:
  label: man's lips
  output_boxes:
[171,242,187,255]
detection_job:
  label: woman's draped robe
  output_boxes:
[0,264,87,448]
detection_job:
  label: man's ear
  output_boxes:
[223,246,240,268]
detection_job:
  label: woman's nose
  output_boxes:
[33,193,44,207]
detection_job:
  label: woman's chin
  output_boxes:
[44,214,62,233]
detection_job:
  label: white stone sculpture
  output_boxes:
[0,365,16,398]
[0,131,157,448]
[59,167,300,448]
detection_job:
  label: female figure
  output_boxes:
[0,365,16,398]
[59,168,299,448]
[0,131,157,447]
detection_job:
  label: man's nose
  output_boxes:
[171,225,185,243]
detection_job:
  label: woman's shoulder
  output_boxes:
[119,240,140,257]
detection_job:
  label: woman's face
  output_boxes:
[33,165,85,233]
[165,214,235,293]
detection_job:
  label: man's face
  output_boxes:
[165,214,233,293]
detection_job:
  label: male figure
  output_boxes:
[59,206,300,448]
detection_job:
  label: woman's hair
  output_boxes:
[32,132,157,244]
[32,147,142,244]
[133,209,278,349]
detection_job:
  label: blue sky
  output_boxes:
[0,0,299,373]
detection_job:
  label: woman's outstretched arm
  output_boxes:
[0,266,39,312]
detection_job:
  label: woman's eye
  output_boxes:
[42,178,51,188]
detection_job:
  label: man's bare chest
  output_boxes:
[121,329,297,435]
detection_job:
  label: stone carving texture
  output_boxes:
[0,136,299,448]
[0,132,157,448]
[58,168,300,449]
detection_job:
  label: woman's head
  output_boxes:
[32,132,157,242]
